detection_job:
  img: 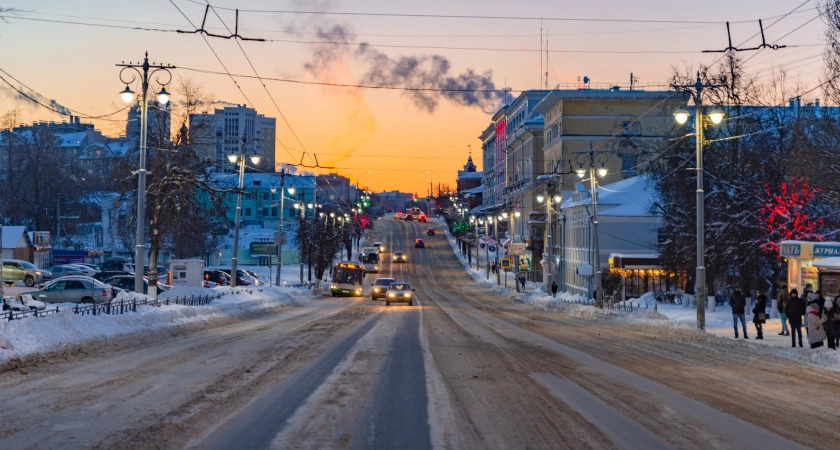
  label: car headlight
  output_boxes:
[331,284,336,289]
[405,293,411,297]
[374,265,378,270]
[374,288,380,292]
[389,293,395,298]
[35,271,42,276]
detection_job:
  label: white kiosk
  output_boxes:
[780,240,840,293]
[169,259,205,288]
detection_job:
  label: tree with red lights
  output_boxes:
[759,179,826,257]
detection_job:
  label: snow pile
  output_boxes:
[0,286,311,364]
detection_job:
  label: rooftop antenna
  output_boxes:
[540,19,543,90]
[545,36,549,89]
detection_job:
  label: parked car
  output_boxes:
[385,282,415,306]
[414,239,425,248]
[93,270,133,282]
[100,257,133,272]
[66,264,97,277]
[204,269,232,286]
[105,275,170,295]
[20,275,113,304]
[370,277,396,300]
[77,263,102,273]
[217,268,261,286]
[47,265,87,278]
[2,259,51,287]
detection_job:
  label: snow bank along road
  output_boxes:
[0,218,833,448]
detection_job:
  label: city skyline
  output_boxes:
[0,0,827,193]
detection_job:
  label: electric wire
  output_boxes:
[168,0,303,165]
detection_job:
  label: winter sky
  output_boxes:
[0,0,826,194]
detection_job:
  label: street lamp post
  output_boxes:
[270,171,295,286]
[575,145,609,308]
[117,52,174,294]
[536,174,563,295]
[673,74,725,331]
[228,135,261,288]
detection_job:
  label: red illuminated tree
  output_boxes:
[759,178,825,257]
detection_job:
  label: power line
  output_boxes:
[204,2,315,166]
[168,0,302,164]
[177,0,797,25]
[0,66,131,122]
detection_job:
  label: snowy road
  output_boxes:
[0,218,834,448]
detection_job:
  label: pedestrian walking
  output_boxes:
[730,286,748,339]
[777,285,790,336]
[824,297,840,350]
[491,262,497,274]
[785,288,806,348]
[807,301,826,349]
[752,292,767,339]
[519,273,527,290]
[551,280,558,298]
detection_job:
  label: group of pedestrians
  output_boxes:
[732,283,840,349]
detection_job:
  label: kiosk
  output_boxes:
[780,240,840,292]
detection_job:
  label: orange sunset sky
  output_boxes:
[0,0,827,195]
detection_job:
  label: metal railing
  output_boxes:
[4,291,230,320]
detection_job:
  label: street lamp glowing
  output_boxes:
[249,155,261,165]
[156,87,170,105]
[120,85,135,104]
[514,211,521,218]
[554,194,562,203]
[536,194,545,203]
[575,164,586,178]
[708,109,725,124]
[673,108,690,125]
[597,163,608,177]
[227,154,238,163]
[288,187,295,195]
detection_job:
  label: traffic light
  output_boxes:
[413,193,419,203]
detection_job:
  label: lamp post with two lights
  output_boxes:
[227,136,260,288]
[536,173,563,295]
[673,74,725,330]
[117,52,174,294]
[270,171,295,286]
[574,145,609,308]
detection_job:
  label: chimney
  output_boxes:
[816,98,821,107]
[789,98,796,108]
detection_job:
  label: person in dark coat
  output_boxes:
[777,285,789,336]
[752,292,767,339]
[730,286,748,339]
[551,281,558,297]
[785,288,806,348]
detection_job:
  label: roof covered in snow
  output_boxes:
[562,175,658,217]
[1,226,29,249]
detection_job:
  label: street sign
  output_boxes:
[488,245,496,252]
[480,242,486,249]
[508,243,527,256]
[250,242,277,256]
[500,257,511,269]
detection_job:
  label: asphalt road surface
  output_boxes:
[0,217,835,449]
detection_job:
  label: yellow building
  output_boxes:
[533,89,683,191]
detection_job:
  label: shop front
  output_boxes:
[779,240,840,293]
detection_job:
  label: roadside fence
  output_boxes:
[3,291,231,321]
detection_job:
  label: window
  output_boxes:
[633,121,642,135]
[621,121,631,135]
[622,154,638,177]
[245,208,252,217]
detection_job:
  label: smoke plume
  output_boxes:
[355,43,504,114]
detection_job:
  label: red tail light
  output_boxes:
[102,289,109,297]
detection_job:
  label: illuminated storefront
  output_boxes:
[779,240,840,293]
